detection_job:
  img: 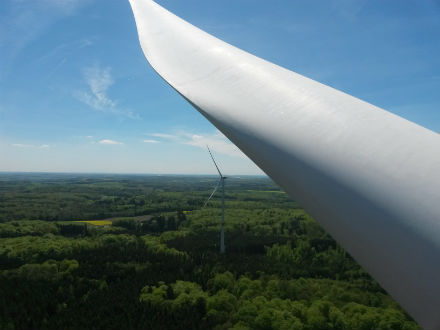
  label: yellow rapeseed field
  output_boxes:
[75,220,112,226]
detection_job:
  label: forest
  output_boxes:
[0,173,420,330]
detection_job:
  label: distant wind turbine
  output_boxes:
[204,146,226,254]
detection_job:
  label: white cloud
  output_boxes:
[12,143,32,148]
[150,133,177,139]
[12,143,50,149]
[148,130,245,158]
[76,65,139,119]
[143,139,159,144]
[99,139,123,145]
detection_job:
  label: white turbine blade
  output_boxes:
[128,1,440,329]
[207,145,223,178]
[203,178,221,208]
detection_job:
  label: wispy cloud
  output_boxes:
[147,130,245,158]
[0,0,90,80]
[98,139,123,145]
[143,139,159,144]
[36,37,96,65]
[12,143,50,149]
[79,66,116,109]
[76,65,139,119]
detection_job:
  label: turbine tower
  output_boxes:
[204,146,226,254]
[128,1,440,329]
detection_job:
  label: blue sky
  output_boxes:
[1,0,439,174]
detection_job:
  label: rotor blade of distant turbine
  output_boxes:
[204,178,221,208]
[128,1,440,329]
[207,146,223,178]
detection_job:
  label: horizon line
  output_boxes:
[0,170,268,177]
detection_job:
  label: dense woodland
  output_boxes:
[0,173,420,330]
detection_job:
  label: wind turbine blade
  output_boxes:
[203,178,221,208]
[207,146,222,178]
[128,1,440,329]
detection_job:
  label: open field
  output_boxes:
[75,220,113,226]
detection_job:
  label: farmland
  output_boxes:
[76,220,113,226]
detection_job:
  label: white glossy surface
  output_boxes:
[128,1,440,328]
